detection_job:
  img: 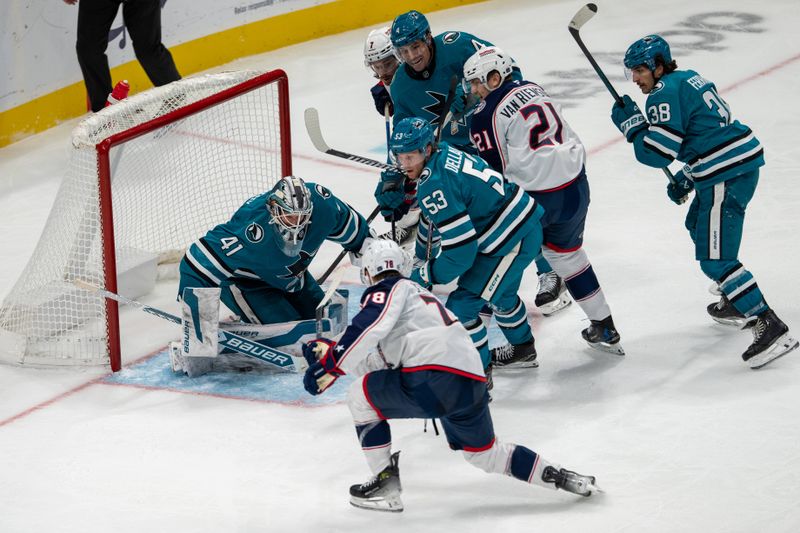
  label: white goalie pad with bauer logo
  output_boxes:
[173,287,349,377]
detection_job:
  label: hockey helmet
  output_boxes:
[463,46,514,92]
[624,34,672,72]
[267,176,313,251]
[360,239,411,285]
[364,26,395,65]
[391,10,431,48]
[389,117,434,156]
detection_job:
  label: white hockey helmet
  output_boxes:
[267,176,313,253]
[364,26,395,66]
[463,46,514,92]
[360,239,411,285]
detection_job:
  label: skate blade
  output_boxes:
[350,495,404,513]
[748,333,799,369]
[711,315,757,329]
[493,360,539,370]
[539,293,572,317]
[584,481,604,496]
[586,340,625,356]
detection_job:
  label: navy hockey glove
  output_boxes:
[302,339,341,395]
[666,168,695,205]
[611,95,647,142]
[375,170,406,220]
[370,83,393,116]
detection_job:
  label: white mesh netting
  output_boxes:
[0,70,289,368]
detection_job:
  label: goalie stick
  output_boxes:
[568,3,676,184]
[72,279,307,373]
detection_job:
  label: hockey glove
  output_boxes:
[666,168,695,205]
[410,261,433,290]
[611,95,647,142]
[375,170,407,220]
[370,83,393,116]
[301,339,341,395]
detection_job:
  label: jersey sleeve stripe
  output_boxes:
[437,212,471,232]
[643,135,679,159]
[441,231,478,251]
[233,268,260,279]
[198,238,236,277]
[184,249,220,286]
[650,125,684,143]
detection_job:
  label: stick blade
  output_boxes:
[304,107,330,153]
[568,3,598,31]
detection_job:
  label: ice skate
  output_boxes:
[378,223,417,248]
[581,315,624,355]
[490,340,538,369]
[742,310,798,369]
[535,271,572,316]
[707,295,756,328]
[542,466,601,497]
[350,451,403,512]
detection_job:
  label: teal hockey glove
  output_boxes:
[666,169,694,205]
[375,170,406,219]
[611,95,647,141]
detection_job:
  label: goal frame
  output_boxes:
[96,70,291,371]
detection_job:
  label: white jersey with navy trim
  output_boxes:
[330,277,486,381]
[471,80,585,192]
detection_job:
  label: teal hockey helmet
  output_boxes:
[390,117,434,155]
[391,10,430,48]
[624,34,671,71]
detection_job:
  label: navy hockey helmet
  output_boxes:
[624,34,671,71]
[390,117,434,155]
[391,10,431,48]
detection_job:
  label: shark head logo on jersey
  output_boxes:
[267,176,313,255]
[315,184,331,199]
[245,222,264,243]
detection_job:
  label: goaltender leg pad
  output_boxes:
[181,287,220,358]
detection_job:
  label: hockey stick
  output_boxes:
[72,279,307,373]
[568,3,676,184]
[304,108,404,174]
[316,204,381,285]
[315,266,347,338]
[385,102,399,243]
[424,75,460,262]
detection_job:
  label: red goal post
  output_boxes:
[0,70,292,371]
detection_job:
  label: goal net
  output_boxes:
[0,70,291,371]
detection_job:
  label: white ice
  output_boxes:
[1,1,799,532]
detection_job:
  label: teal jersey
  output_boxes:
[390,31,495,151]
[633,69,764,188]
[184,182,368,293]
[415,143,544,285]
